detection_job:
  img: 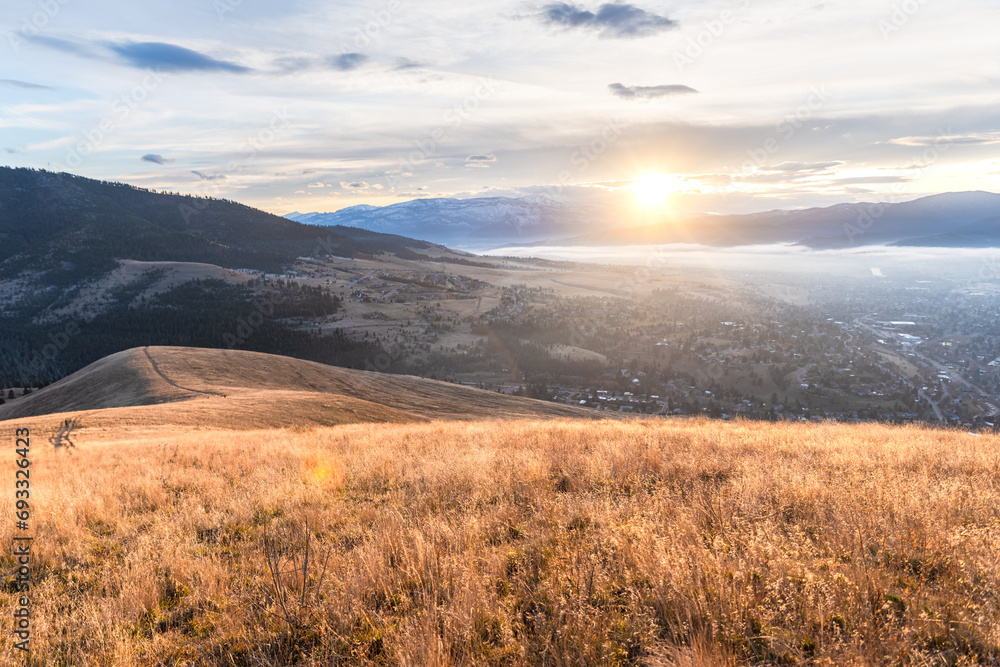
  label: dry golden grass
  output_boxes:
[2,418,998,665]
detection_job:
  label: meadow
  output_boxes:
[2,418,998,665]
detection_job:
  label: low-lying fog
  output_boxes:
[481,244,1000,282]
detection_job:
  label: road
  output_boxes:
[850,319,998,419]
[350,269,377,286]
[918,386,946,422]
[795,364,816,385]
[908,349,999,416]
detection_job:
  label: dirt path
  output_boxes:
[144,348,228,398]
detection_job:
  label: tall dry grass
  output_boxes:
[2,418,998,665]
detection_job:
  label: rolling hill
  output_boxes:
[0,346,605,431]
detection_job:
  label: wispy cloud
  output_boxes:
[110,42,250,73]
[35,36,250,74]
[394,57,425,70]
[890,132,1000,147]
[34,36,104,58]
[608,83,697,101]
[539,2,677,38]
[142,154,174,165]
[0,79,57,91]
[192,170,227,180]
[759,162,843,173]
[828,175,913,186]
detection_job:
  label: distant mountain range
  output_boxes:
[286,196,620,248]
[574,191,1000,249]
[289,192,1000,250]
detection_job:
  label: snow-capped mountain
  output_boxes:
[285,196,621,248]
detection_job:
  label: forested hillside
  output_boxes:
[0,167,446,285]
[0,168,458,388]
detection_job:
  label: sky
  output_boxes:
[1,0,999,219]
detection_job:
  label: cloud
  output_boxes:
[466,162,491,168]
[340,181,370,189]
[608,83,697,100]
[394,57,425,70]
[141,154,174,165]
[466,154,497,162]
[829,175,913,185]
[273,56,315,73]
[275,53,372,73]
[110,42,250,73]
[4,147,25,154]
[35,37,250,74]
[34,36,104,58]
[192,170,227,180]
[329,53,369,71]
[889,132,1000,147]
[0,79,57,91]
[693,173,732,187]
[759,161,843,173]
[539,2,677,38]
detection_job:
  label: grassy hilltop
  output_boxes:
[1,349,998,665]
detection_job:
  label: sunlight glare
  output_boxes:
[633,173,685,209]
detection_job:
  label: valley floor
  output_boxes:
[1,418,998,665]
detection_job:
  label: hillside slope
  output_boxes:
[0,167,455,283]
[0,167,472,328]
[0,346,606,429]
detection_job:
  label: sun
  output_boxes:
[633,173,685,209]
